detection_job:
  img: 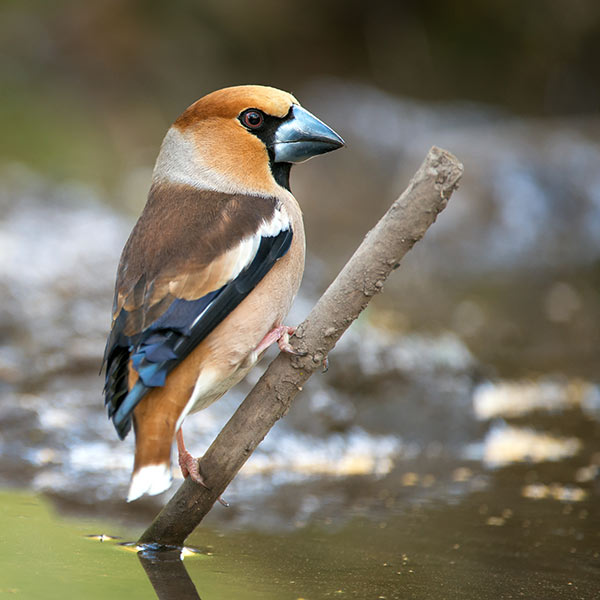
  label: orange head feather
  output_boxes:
[152,85,343,197]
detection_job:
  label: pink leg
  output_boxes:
[176,428,201,481]
[255,325,305,356]
[176,429,229,507]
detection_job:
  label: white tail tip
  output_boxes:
[127,463,172,502]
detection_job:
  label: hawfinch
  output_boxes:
[102,85,344,502]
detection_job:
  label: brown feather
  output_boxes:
[111,183,280,335]
[130,344,210,474]
[129,188,305,475]
[119,85,308,485]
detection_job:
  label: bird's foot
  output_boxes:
[255,325,307,356]
[177,447,201,481]
[176,429,229,507]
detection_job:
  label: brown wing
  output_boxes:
[112,182,280,336]
[102,182,292,439]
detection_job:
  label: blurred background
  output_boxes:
[1,1,599,598]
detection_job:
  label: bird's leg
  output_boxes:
[255,325,306,356]
[176,428,229,507]
[176,428,200,480]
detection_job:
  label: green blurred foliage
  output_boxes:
[2,0,599,186]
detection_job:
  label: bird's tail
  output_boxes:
[127,462,172,502]
[127,409,175,502]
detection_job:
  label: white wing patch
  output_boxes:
[227,204,291,281]
[189,206,290,331]
[258,203,290,237]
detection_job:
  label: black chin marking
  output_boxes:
[270,161,291,191]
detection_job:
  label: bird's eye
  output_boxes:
[241,109,264,129]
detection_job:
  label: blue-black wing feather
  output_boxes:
[103,228,292,440]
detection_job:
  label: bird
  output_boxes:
[102,85,344,502]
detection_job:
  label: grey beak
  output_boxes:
[271,105,345,164]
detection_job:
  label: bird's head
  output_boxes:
[153,85,345,196]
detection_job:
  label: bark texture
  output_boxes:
[138,146,464,546]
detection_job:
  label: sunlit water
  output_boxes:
[1,84,599,598]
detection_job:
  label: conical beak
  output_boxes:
[271,105,345,164]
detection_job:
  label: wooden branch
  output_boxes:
[138,146,463,547]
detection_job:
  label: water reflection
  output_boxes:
[137,545,201,600]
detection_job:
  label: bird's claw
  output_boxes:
[178,449,229,507]
[256,324,305,356]
[277,327,307,356]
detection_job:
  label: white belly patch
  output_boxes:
[175,356,258,432]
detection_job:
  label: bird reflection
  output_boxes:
[137,545,201,600]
